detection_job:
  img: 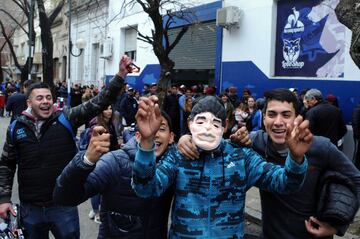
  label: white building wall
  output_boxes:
[70,1,108,87]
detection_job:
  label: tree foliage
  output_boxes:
[336,0,360,69]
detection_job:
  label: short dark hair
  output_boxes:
[26,82,52,99]
[23,79,37,89]
[263,88,299,115]
[161,110,173,132]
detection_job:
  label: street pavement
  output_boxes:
[0,116,99,238]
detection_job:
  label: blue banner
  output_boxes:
[275,0,345,77]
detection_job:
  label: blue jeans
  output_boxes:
[90,194,101,213]
[20,203,80,239]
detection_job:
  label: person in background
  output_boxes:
[228,86,239,107]
[163,84,181,141]
[86,105,119,224]
[179,88,193,136]
[70,84,83,107]
[147,83,157,96]
[6,79,36,123]
[250,98,265,132]
[325,94,339,108]
[0,91,5,117]
[182,96,193,135]
[246,96,256,131]
[304,89,347,149]
[231,102,249,134]
[119,87,138,127]
[219,92,234,138]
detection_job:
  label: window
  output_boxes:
[124,27,137,61]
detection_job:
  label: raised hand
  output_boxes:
[178,134,199,160]
[135,95,162,149]
[286,115,313,163]
[229,126,252,146]
[85,126,111,164]
[117,55,133,78]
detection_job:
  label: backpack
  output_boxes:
[78,127,91,151]
[9,113,79,151]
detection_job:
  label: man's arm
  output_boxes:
[132,144,177,198]
[0,126,19,218]
[244,147,308,193]
[132,96,177,198]
[54,126,111,205]
[64,55,132,128]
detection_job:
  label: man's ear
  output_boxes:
[26,99,31,108]
[188,119,193,132]
[169,132,175,144]
[135,131,141,142]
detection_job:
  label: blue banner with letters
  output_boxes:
[275,0,345,77]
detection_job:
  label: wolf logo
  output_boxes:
[283,38,300,63]
[282,38,304,69]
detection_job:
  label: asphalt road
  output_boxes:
[0,116,100,238]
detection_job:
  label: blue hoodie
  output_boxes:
[132,140,307,239]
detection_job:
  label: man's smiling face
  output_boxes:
[263,100,296,148]
[154,116,174,158]
[27,88,54,120]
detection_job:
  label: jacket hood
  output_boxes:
[251,130,287,164]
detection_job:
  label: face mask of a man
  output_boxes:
[189,112,224,151]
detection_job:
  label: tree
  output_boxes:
[335,0,360,69]
[0,28,15,83]
[0,0,65,87]
[123,0,198,106]
[36,0,65,89]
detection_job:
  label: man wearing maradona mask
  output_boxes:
[132,95,312,239]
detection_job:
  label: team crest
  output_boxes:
[15,128,27,140]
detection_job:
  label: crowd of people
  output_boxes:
[0,56,359,238]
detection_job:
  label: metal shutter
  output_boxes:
[169,21,216,70]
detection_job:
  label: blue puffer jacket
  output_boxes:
[132,140,308,239]
[54,137,173,239]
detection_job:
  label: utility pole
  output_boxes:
[67,0,72,106]
[28,0,35,80]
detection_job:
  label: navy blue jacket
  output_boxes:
[54,137,173,239]
[250,131,360,239]
[5,92,27,122]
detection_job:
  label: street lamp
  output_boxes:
[69,38,86,57]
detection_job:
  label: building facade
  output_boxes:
[103,0,359,124]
